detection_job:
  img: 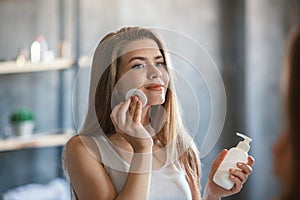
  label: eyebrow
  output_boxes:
[128,55,163,64]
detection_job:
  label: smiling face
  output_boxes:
[116,39,170,106]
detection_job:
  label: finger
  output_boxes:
[133,99,142,123]
[237,162,253,175]
[229,175,243,193]
[247,155,255,167]
[129,96,138,116]
[230,168,247,183]
[209,149,228,177]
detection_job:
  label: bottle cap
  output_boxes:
[236,132,252,153]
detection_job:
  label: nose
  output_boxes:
[147,63,162,79]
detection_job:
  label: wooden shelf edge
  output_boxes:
[79,55,92,68]
[0,131,74,152]
[0,58,74,75]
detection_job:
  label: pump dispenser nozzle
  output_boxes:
[236,132,252,153]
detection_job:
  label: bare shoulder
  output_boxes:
[66,135,83,149]
[65,135,87,157]
[65,135,99,160]
[64,135,93,169]
[65,135,116,199]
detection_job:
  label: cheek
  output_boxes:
[116,71,145,95]
[162,70,170,87]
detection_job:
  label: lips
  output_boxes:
[144,83,165,91]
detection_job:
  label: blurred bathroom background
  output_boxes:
[0,0,299,199]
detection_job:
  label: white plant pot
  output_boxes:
[14,121,35,138]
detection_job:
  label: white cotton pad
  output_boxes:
[125,88,148,107]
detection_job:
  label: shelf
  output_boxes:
[0,130,74,152]
[79,55,92,68]
[0,58,74,75]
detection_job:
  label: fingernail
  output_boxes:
[237,162,243,166]
[230,175,235,179]
[231,169,236,172]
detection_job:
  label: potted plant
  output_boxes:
[10,109,35,138]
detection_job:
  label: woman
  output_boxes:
[64,27,254,200]
[272,27,300,200]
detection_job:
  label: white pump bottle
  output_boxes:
[213,132,252,190]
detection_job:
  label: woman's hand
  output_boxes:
[110,96,153,153]
[203,149,255,200]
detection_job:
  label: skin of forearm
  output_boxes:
[202,185,221,200]
[115,150,153,200]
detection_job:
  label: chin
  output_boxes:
[147,98,165,106]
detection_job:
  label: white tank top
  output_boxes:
[88,135,192,200]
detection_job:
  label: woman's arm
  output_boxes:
[65,135,116,200]
[65,135,153,200]
[110,96,154,200]
[115,149,152,200]
[65,97,154,200]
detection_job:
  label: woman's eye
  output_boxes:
[132,64,145,69]
[155,62,166,67]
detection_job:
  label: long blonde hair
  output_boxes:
[77,27,201,197]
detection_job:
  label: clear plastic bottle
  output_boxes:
[213,132,252,190]
[30,40,41,63]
